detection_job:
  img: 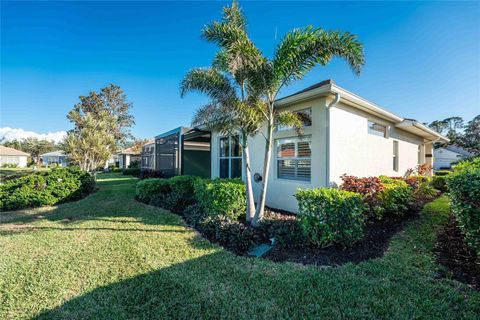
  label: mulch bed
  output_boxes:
[435,215,480,291]
[264,210,420,267]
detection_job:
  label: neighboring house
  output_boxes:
[117,147,141,169]
[433,145,474,170]
[154,127,211,178]
[40,150,68,167]
[0,145,29,168]
[141,139,155,171]
[209,79,449,213]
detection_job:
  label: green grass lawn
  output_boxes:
[0,167,49,181]
[0,173,479,319]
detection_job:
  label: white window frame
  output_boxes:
[276,108,312,132]
[275,136,311,182]
[393,140,399,172]
[219,135,242,178]
[368,120,388,138]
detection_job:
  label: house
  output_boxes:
[40,150,68,167]
[153,127,210,178]
[141,139,155,171]
[433,145,474,170]
[117,147,141,169]
[0,145,29,168]
[208,79,449,213]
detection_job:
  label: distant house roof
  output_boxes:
[439,145,474,157]
[0,145,30,156]
[118,146,141,155]
[40,150,66,157]
[143,139,155,146]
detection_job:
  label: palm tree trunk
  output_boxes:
[252,115,274,227]
[242,137,255,221]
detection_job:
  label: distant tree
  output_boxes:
[23,138,56,164]
[68,84,135,145]
[63,111,116,172]
[428,120,448,136]
[460,115,480,154]
[2,139,23,152]
[443,116,464,144]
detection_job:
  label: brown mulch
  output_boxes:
[435,215,480,291]
[264,211,420,266]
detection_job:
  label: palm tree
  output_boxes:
[181,2,265,221]
[204,2,365,226]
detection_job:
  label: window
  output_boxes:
[219,136,242,178]
[276,108,312,131]
[368,121,387,138]
[393,141,399,172]
[276,137,311,181]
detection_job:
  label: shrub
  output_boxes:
[446,159,480,255]
[135,175,198,213]
[431,175,448,192]
[135,178,170,204]
[183,204,207,227]
[199,215,260,253]
[0,167,95,211]
[2,163,18,168]
[128,160,140,169]
[123,168,141,177]
[193,178,246,220]
[340,175,384,218]
[261,211,306,248]
[295,188,365,247]
[375,176,413,217]
[139,169,165,179]
[435,170,452,177]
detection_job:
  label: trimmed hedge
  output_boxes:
[135,176,198,213]
[0,167,95,211]
[123,168,141,177]
[431,175,448,192]
[446,158,480,255]
[193,178,246,220]
[295,188,365,247]
[375,176,413,217]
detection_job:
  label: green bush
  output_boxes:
[193,178,246,220]
[375,176,413,217]
[431,175,448,192]
[446,158,480,255]
[0,167,95,211]
[123,168,141,177]
[135,176,198,213]
[2,163,18,168]
[183,204,207,227]
[199,215,260,253]
[261,211,306,248]
[435,170,452,177]
[295,188,365,247]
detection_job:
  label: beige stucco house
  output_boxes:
[210,80,449,213]
[0,145,29,168]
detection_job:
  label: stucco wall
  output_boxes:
[0,155,28,168]
[211,97,328,213]
[329,101,424,186]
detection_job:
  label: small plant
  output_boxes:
[431,175,448,192]
[261,211,306,248]
[375,176,413,217]
[295,188,365,247]
[340,174,384,218]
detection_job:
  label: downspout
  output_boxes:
[325,93,341,187]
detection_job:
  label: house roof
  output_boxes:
[0,145,30,156]
[40,150,66,157]
[275,79,449,143]
[118,146,141,155]
[439,145,474,157]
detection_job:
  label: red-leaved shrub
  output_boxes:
[340,175,384,217]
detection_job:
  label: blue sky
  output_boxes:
[1,1,479,140]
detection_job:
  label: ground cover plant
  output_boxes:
[1,173,479,319]
[0,167,95,211]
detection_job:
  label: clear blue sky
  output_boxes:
[1,1,479,139]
